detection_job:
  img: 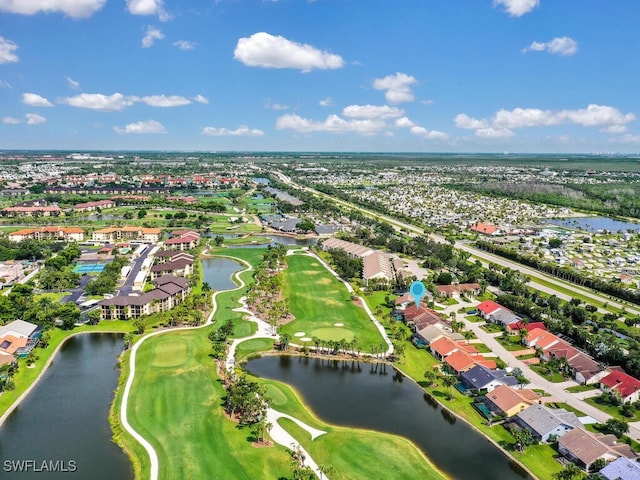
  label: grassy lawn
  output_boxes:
[465,315,483,322]
[498,336,527,351]
[256,378,447,480]
[585,396,640,422]
[393,343,563,480]
[565,384,598,393]
[34,291,71,303]
[207,215,262,234]
[280,255,386,350]
[473,343,492,353]
[529,364,568,383]
[0,321,135,417]
[235,338,274,362]
[481,323,503,333]
[123,329,292,480]
[222,235,271,246]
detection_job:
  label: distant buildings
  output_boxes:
[470,223,501,236]
[8,226,85,242]
[92,226,161,243]
[73,200,115,212]
[2,205,61,217]
[321,238,397,285]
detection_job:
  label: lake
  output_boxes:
[0,334,133,480]
[548,216,640,232]
[201,256,244,291]
[246,355,530,480]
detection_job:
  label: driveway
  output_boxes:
[118,246,153,296]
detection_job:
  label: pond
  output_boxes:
[201,257,244,291]
[0,334,132,480]
[548,216,640,233]
[246,355,530,480]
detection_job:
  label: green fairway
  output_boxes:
[126,329,292,480]
[280,255,386,350]
[256,378,447,480]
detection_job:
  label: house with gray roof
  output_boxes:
[460,365,519,392]
[489,308,521,327]
[515,404,583,442]
[600,457,640,480]
[558,428,637,472]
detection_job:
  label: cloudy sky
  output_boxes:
[0,0,638,153]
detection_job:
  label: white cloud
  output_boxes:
[475,127,515,138]
[114,119,166,134]
[127,0,170,21]
[66,76,80,89]
[193,94,209,104]
[61,92,134,111]
[202,126,265,137]
[0,36,18,64]
[493,0,539,17]
[2,116,21,124]
[455,104,634,138]
[26,113,46,125]
[372,72,417,104]
[454,113,488,129]
[342,104,404,120]
[142,26,164,48]
[409,126,447,140]
[395,117,415,128]
[136,94,191,107]
[264,101,289,111]
[523,36,578,56]
[234,32,344,72]
[602,125,627,134]
[276,113,385,135]
[619,134,640,144]
[0,0,107,18]
[319,97,333,107]
[22,93,53,107]
[173,40,197,50]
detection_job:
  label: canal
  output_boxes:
[246,355,530,480]
[0,333,133,480]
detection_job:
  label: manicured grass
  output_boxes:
[565,384,598,393]
[222,235,271,246]
[34,291,71,303]
[280,255,386,350]
[585,396,640,422]
[473,343,492,353]
[498,336,527,351]
[125,329,292,480]
[481,323,503,333]
[465,315,483,322]
[529,364,568,383]
[235,338,274,362]
[256,378,447,480]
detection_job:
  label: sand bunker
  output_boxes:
[294,332,306,337]
[334,323,344,327]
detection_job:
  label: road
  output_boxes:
[440,300,640,440]
[118,245,153,296]
[274,170,640,316]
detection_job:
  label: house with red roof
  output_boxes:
[470,223,501,236]
[476,300,502,319]
[600,371,640,404]
[444,350,497,374]
[163,232,200,251]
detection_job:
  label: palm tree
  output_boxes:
[318,464,335,480]
[442,375,457,400]
[463,330,473,344]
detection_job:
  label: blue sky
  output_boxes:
[0,0,639,153]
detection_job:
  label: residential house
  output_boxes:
[436,283,481,298]
[470,223,501,236]
[363,251,393,285]
[92,226,161,243]
[600,370,640,404]
[99,275,191,320]
[150,258,193,280]
[558,428,637,472]
[484,385,541,417]
[73,200,115,212]
[599,457,640,480]
[2,205,62,217]
[568,354,608,385]
[524,328,561,350]
[403,304,448,331]
[163,232,200,251]
[0,320,40,360]
[445,349,497,374]
[476,300,502,320]
[414,324,463,346]
[506,321,546,336]
[460,365,519,392]
[321,238,373,259]
[488,308,521,327]
[515,404,583,442]
[154,251,195,264]
[8,227,85,242]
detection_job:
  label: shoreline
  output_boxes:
[0,330,125,428]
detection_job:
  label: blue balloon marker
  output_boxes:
[409,280,426,309]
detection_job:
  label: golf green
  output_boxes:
[280,255,386,349]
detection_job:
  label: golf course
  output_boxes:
[280,253,387,350]
[113,246,446,479]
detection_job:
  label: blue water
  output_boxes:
[548,216,640,233]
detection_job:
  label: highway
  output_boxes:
[274,170,640,315]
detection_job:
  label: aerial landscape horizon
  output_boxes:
[2,1,640,480]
